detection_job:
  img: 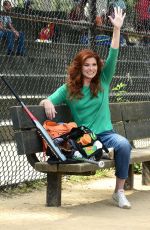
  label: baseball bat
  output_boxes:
[1,76,66,162]
[78,158,105,168]
[72,151,105,168]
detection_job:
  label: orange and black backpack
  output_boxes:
[42,120,109,164]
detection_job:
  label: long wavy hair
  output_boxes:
[66,49,104,100]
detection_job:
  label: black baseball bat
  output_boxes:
[1,76,66,162]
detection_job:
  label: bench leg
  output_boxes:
[46,172,62,207]
[142,161,150,185]
[124,164,134,190]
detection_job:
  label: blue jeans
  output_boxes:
[97,130,131,179]
[0,30,25,55]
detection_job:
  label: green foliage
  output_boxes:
[112,82,127,102]
[134,163,142,174]
[17,0,24,7]
[126,0,138,8]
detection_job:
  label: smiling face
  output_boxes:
[82,57,98,85]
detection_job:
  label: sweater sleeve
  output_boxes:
[101,47,119,84]
[47,84,67,105]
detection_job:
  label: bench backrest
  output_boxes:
[10,102,150,155]
[121,102,150,140]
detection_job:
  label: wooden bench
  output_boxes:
[10,102,150,206]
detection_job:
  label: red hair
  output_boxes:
[66,49,104,99]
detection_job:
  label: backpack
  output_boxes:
[43,120,110,164]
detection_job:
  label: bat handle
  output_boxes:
[1,76,22,104]
[97,160,105,168]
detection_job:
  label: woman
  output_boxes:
[40,7,131,209]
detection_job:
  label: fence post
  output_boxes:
[89,0,97,51]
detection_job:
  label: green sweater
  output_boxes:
[48,47,119,134]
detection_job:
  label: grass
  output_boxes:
[68,168,115,183]
[0,178,47,198]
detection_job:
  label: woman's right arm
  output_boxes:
[39,84,67,119]
[39,99,57,119]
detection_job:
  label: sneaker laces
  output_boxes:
[117,189,130,206]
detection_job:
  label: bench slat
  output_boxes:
[15,131,43,155]
[110,103,122,122]
[35,160,115,173]
[121,101,150,121]
[113,123,126,137]
[11,103,123,130]
[10,105,73,130]
[124,120,150,140]
[130,148,150,163]
[34,148,150,173]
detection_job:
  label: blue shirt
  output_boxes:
[0,15,12,29]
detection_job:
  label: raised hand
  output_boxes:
[108,7,126,29]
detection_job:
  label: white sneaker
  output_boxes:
[112,189,131,209]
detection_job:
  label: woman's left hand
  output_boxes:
[108,7,126,29]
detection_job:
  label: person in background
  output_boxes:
[98,0,136,46]
[40,7,132,209]
[69,0,88,21]
[24,0,32,11]
[68,0,88,44]
[135,0,150,45]
[0,0,25,56]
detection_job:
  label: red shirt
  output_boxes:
[135,0,150,20]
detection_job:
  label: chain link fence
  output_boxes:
[0,0,150,189]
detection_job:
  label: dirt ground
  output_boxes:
[0,174,150,230]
